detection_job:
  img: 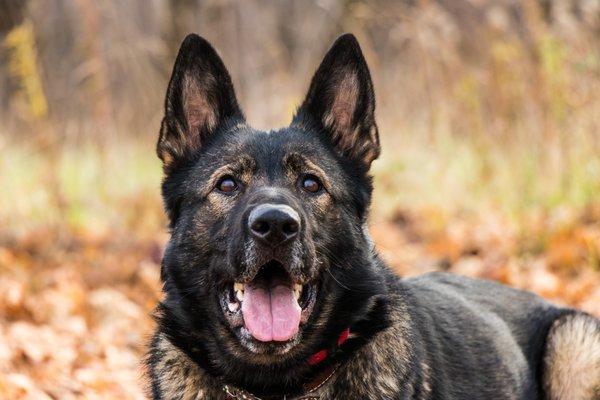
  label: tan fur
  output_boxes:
[322,71,358,137]
[152,334,204,399]
[183,74,218,136]
[319,71,379,166]
[543,313,600,400]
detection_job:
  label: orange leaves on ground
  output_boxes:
[0,227,163,399]
[371,207,600,317]
[1,205,599,398]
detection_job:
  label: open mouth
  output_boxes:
[220,261,317,345]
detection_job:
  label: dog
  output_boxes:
[146,33,600,399]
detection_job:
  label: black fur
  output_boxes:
[147,33,600,400]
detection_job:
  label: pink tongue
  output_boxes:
[241,284,301,342]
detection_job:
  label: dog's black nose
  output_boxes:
[248,204,300,247]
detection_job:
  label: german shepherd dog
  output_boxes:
[147,33,600,399]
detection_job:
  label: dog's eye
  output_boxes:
[300,175,322,193]
[216,176,238,193]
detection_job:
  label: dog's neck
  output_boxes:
[149,287,420,400]
[222,327,350,400]
[148,330,346,399]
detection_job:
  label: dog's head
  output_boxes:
[156,33,388,390]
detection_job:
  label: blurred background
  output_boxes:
[0,0,599,398]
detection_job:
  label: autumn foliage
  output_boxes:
[1,0,599,398]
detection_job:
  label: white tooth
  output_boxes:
[228,302,239,312]
[234,282,244,302]
[294,284,302,300]
[236,289,244,302]
[234,282,244,292]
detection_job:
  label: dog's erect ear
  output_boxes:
[157,34,244,168]
[293,34,380,168]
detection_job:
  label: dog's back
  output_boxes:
[403,273,599,399]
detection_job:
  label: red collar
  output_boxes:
[307,327,350,365]
[224,327,351,400]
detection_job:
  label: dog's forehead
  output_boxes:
[243,127,326,156]
[205,126,337,170]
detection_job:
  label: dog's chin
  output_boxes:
[218,260,318,357]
